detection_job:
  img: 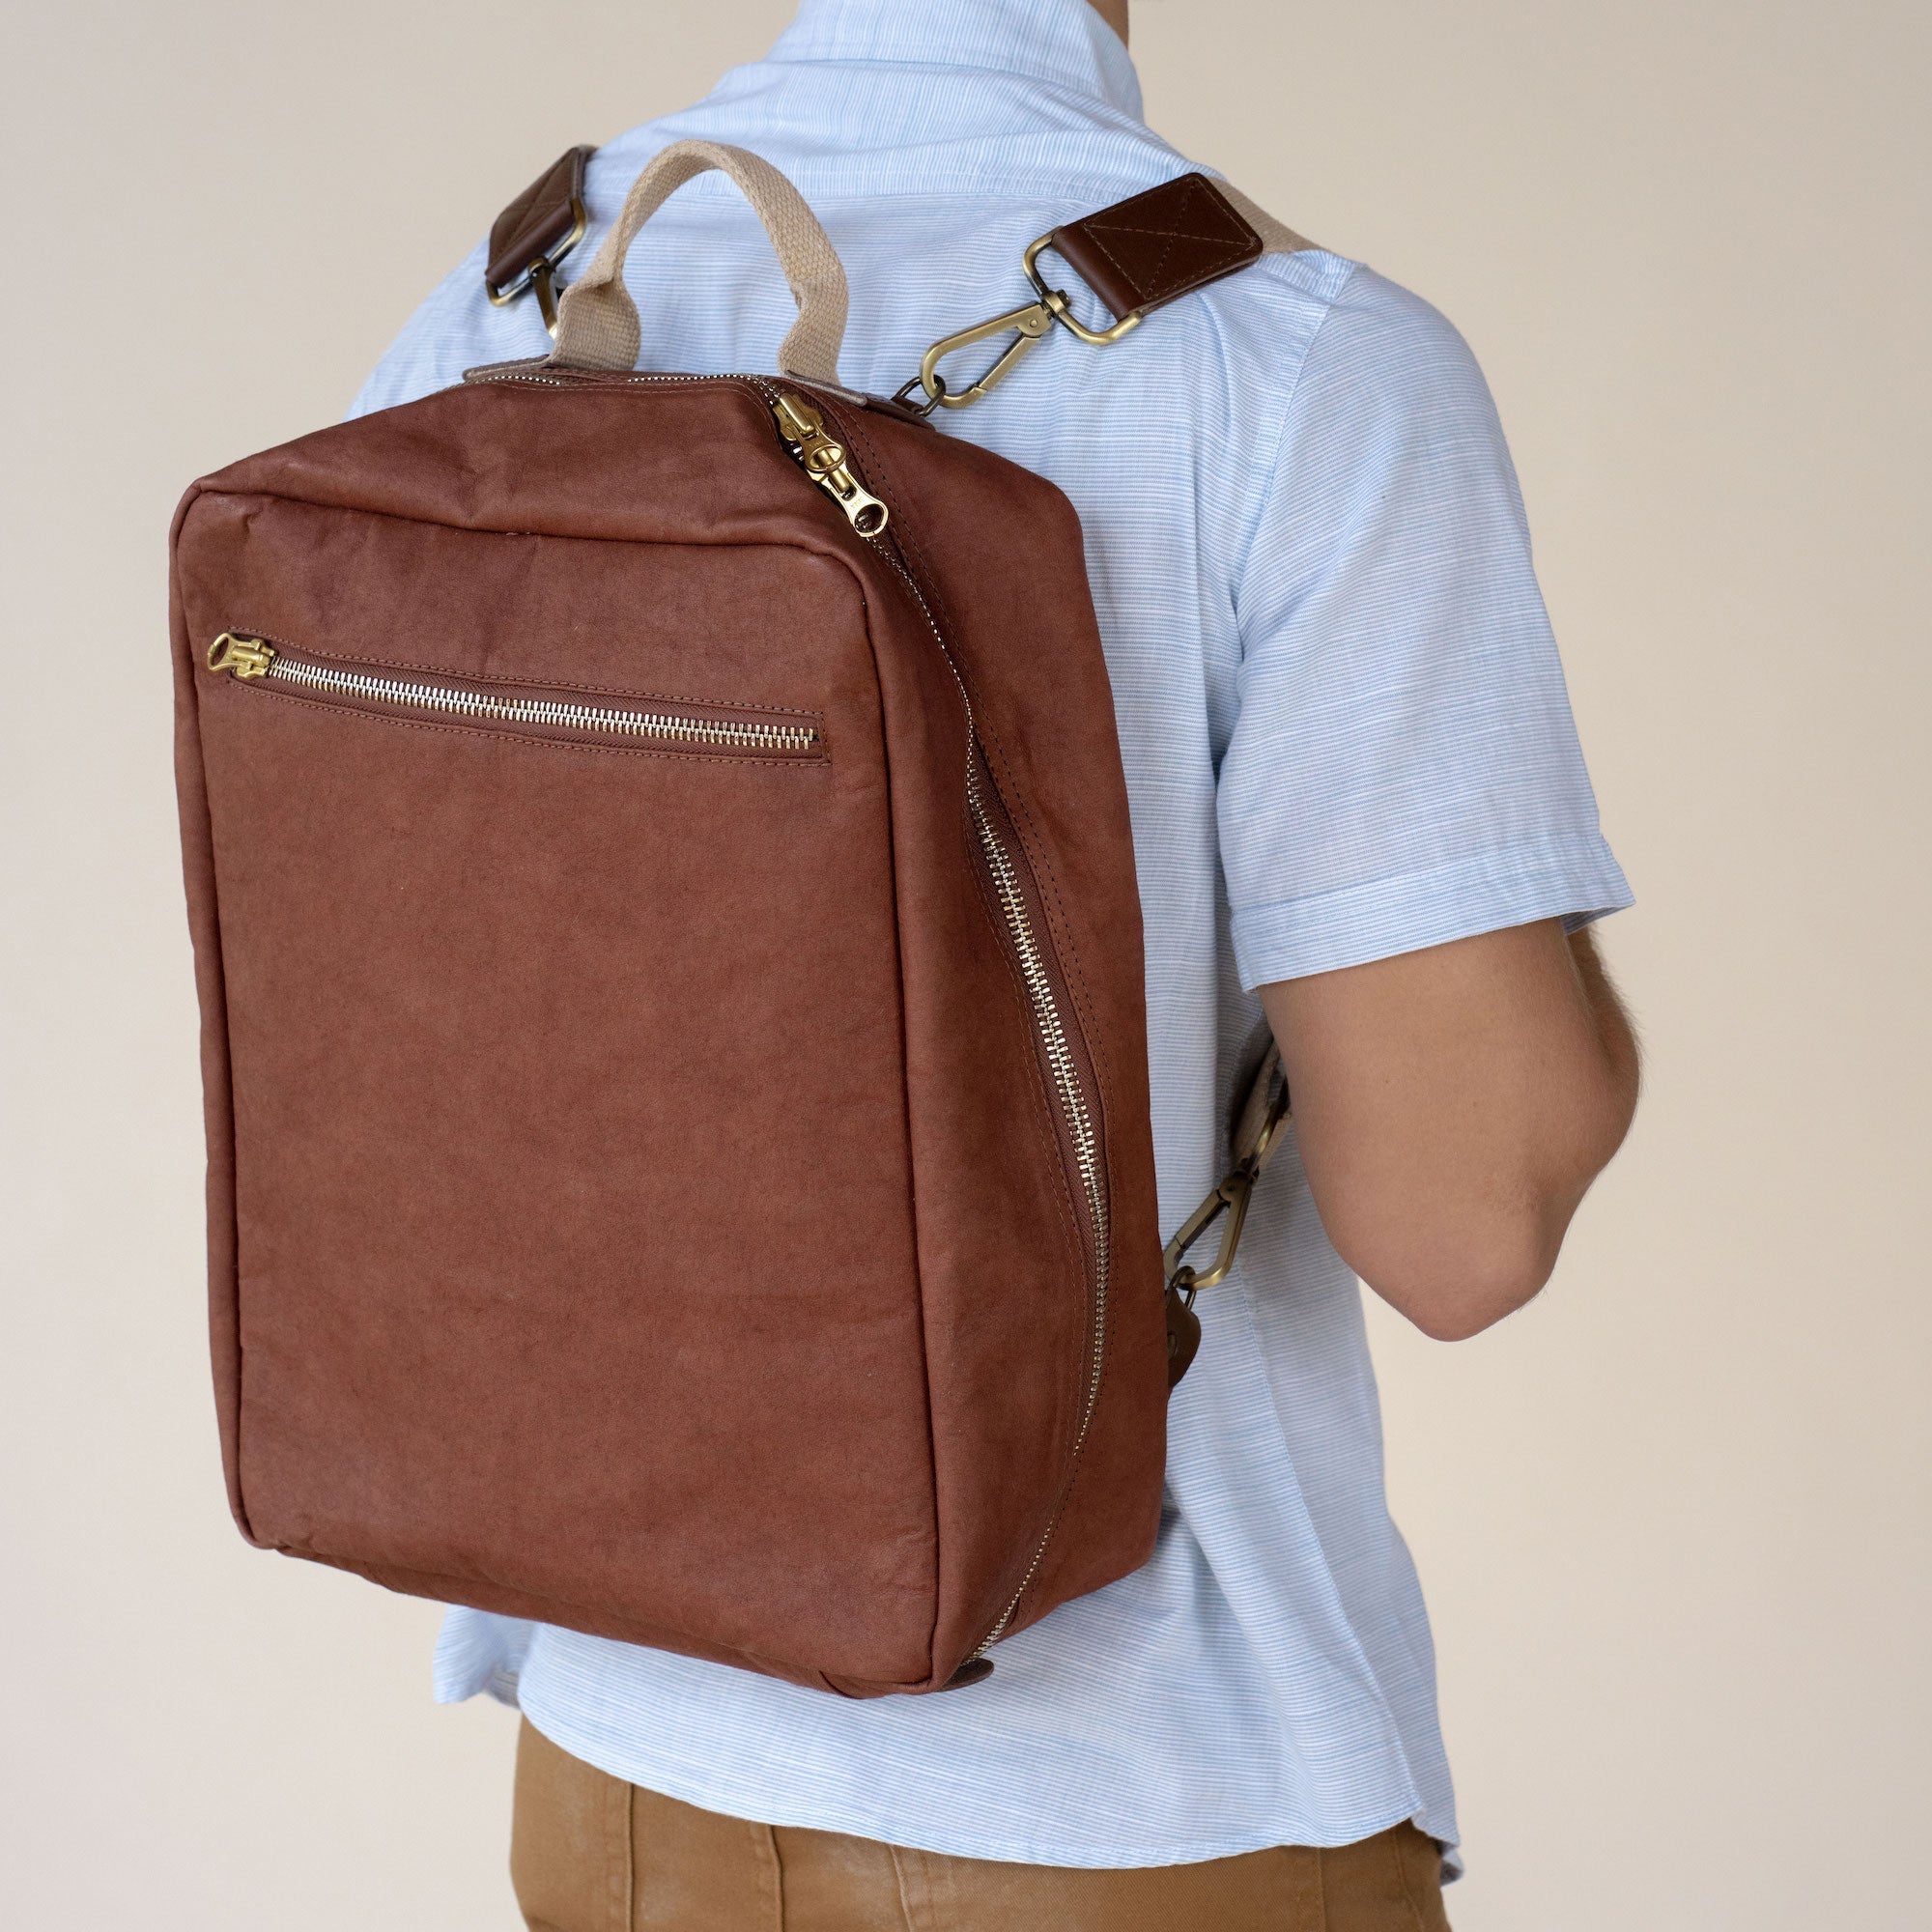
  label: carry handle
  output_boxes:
[548,140,848,384]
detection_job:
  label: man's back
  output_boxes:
[359,0,1629,1875]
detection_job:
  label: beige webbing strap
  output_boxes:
[548,139,849,384]
[1217,183,1318,261]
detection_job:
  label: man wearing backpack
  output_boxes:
[354,1,1637,1924]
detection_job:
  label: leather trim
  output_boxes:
[486,145,594,298]
[1048,172,1264,325]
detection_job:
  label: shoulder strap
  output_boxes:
[898,171,1316,413]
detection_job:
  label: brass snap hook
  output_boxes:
[896,297,1060,413]
[1161,1072,1291,1298]
[895,227,1150,413]
[1162,1164,1262,1303]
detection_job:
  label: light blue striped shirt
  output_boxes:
[354,0,1630,1874]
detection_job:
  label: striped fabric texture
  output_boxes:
[353,0,1630,1877]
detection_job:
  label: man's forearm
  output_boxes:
[1262,919,1639,1340]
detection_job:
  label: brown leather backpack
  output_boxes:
[171,142,1294,1695]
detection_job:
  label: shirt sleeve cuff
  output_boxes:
[1230,833,1634,990]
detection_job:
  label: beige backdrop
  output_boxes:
[4,2,1927,1926]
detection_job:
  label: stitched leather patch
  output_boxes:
[1049,173,1264,325]
[486,145,594,298]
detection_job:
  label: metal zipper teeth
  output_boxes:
[854,523,1111,1661]
[267,657,818,753]
[963,771,1111,1655]
[477,368,1109,1651]
[476,368,757,391]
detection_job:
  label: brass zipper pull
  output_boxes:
[207,633,277,679]
[770,392,891,537]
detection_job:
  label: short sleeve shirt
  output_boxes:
[355,0,1631,1875]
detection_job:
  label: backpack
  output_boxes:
[171,141,1295,1695]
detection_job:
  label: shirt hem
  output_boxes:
[1232,833,1634,989]
[511,1689,1460,1873]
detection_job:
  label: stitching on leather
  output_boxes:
[1082,215,1249,250]
[1077,214,1251,302]
[1087,219,1246,244]
[1082,216,1181,304]
[211,471,840,556]
[1072,178,1255,301]
[229,682,830,768]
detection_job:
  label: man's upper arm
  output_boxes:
[1219,265,1629,992]
[1221,267,1634,1333]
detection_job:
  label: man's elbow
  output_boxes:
[1395,1056,1639,1338]
[1362,1214,1563,1341]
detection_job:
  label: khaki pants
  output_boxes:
[512,1718,1454,1932]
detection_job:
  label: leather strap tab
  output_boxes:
[1048,173,1266,327]
[486,145,594,299]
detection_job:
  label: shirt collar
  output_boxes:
[766,0,1143,120]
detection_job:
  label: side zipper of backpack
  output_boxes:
[764,388,1113,1669]
[202,634,823,758]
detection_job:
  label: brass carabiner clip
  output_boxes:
[1162,1165,1261,1304]
[1162,1063,1291,1302]
[899,297,1059,412]
[895,225,1152,414]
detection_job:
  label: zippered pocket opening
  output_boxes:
[205,632,827,763]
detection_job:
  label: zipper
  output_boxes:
[469,364,892,534]
[467,363,1111,1659]
[767,391,891,535]
[768,393,1111,1660]
[204,634,821,756]
[958,747,1111,1656]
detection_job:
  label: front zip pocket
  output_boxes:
[205,633,824,761]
